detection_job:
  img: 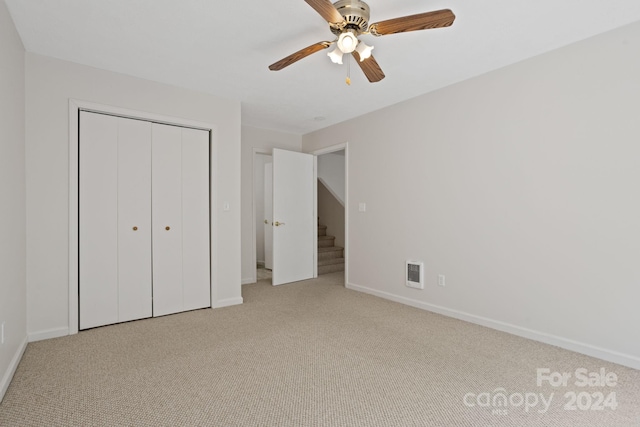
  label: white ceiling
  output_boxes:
[6,0,640,134]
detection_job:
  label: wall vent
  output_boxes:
[406,261,424,289]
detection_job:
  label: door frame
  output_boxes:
[309,142,349,285]
[68,99,218,335]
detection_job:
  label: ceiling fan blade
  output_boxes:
[304,0,345,25]
[269,42,332,71]
[369,9,455,36]
[352,52,385,83]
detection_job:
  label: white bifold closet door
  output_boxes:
[79,112,210,330]
[151,124,210,317]
[80,112,152,330]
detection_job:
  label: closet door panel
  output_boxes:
[152,124,184,317]
[117,118,153,322]
[181,128,211,311]
[79,112,119,330]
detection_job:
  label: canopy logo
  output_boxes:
[463,389,553,415]
[463,367,619,416]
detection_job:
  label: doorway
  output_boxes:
[316,149,346,277]
[254,152,272,279]
[251,144,347,286]
[313,144,347,283]
[251,149,316,286]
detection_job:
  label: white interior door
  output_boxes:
[264,161,273,270]
[272,149,315,286]
[80,112,119,329]
[152,124,210,316]
[116,117,152,323]
[181,128,211,311]
[80,113,209,328]
[80,112,152,330]
[152,124,184,316]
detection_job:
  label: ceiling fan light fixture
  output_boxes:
[337,31,358,53]
[355,40,374,61]
[327,46,344,64]
[270,1,456,84]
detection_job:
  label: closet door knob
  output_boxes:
[132,226,138,231]
[165,226,171,231]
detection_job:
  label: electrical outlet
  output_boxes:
[438,275,446,287]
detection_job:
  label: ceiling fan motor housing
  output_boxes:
[331,0,371,35]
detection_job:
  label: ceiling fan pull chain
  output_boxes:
[346,54,351,86]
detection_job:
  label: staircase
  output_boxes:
[317,223,344,275]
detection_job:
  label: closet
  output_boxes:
[79,111,210,330]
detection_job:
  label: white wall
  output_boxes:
[25,53,242,339]
[317,151,345,205]
[241,126,301,284]
[303,22,640,369]
[0,0,27,401]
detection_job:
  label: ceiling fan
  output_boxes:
[269,0,456,83]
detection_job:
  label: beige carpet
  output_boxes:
[1,272,639,426]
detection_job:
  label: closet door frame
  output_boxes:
[68,99,218,335]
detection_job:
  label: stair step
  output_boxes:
[317,221,343,275]
[318,235,335,248]
[317,257,345,267]
[318,246,344,260]
[318,259,345,275]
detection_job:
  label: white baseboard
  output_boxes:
[0,336,28,403]
[241,278,255,285]
[213,297,243,308]
[346,282,640,371]
[28,327,69,342]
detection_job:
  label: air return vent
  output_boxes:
[406,261,424,289]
